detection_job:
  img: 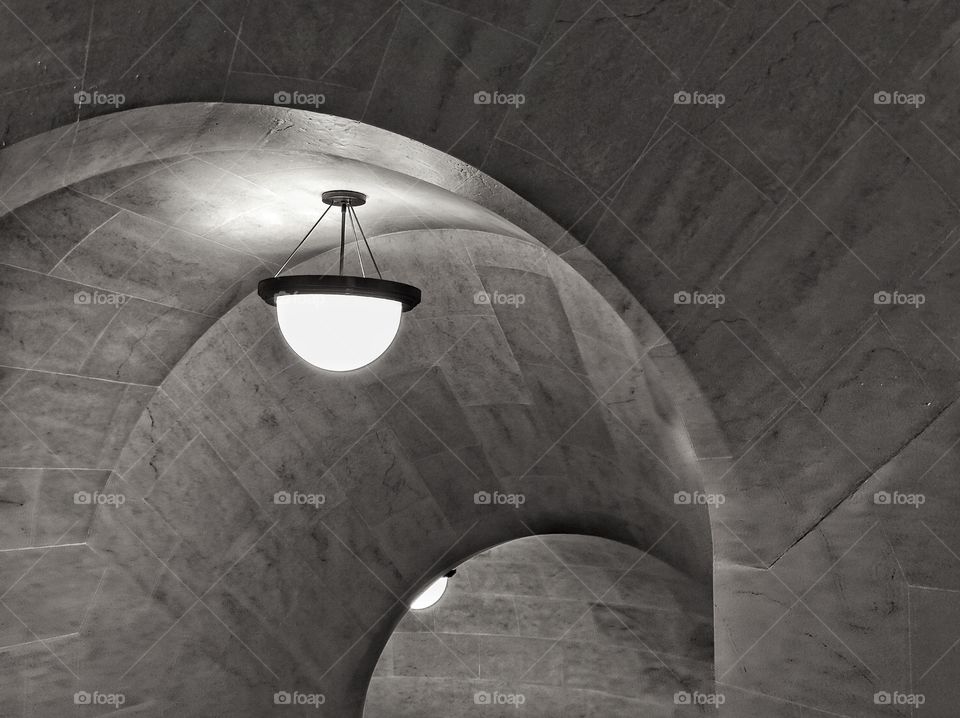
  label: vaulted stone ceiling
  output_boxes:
[0,107,717,716]
[2,0,960,716]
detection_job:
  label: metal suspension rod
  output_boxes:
[347,202,365,277]
[339,203,347,275]
[349,205,383,279]
[274,204,333,277]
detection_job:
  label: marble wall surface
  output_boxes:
[0,186,714,715]
[4,0,960,715]
[365,534,714,717]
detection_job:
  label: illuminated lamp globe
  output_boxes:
[259,276,419,371]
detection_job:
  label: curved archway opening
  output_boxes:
[364,534,715,717]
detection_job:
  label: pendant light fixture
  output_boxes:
[258,190,421,372]
[410,569,457,610]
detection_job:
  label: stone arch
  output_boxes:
[363,533,715,717]
[84,226,713,714]
[0,105,723,716]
